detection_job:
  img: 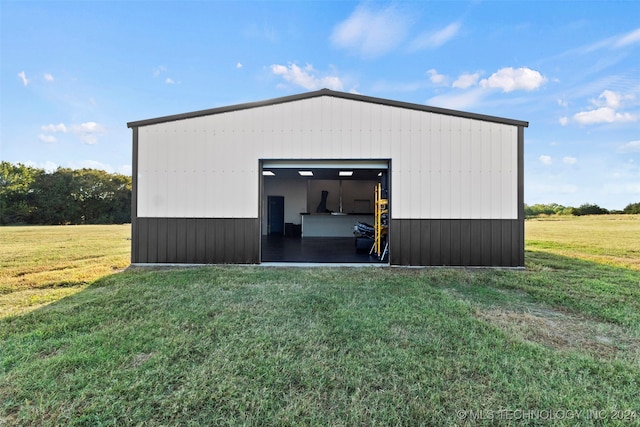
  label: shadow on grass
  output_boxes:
[0,283,90,319]
[526,249,635,272]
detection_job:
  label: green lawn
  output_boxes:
[0,225,130,318]
[526,214,640,271]
[1,220,639,425]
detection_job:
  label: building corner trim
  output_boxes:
[131,126,139,264]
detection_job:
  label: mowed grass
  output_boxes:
[0,225,131,318]
[526,214,640,271]
[1,219,640,425]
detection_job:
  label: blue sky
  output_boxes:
[1,0,639,210]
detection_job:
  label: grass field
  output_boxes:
[526,214,640,271]
[0,225,131,318]
[1,218,639,425]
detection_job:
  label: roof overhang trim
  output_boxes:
[127,88,529,129]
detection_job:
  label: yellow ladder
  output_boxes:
[371,182,388,260]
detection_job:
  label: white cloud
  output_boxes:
[426,69,448,85]
[592,89,633,109]
[479,67,547,92]
[409,22,461,50]
[24,160,58,172]
[153,66,177,83]
[38,122,106,145]
[39,122,82,145]
[41,123,68,133]
[331,4,410,58]
[613,27,640,48]
[427,66,546,110]
[597,90,622,108]
[562,156,577,165]
[236,62,243,69]
[539,155,553,165]
[618,140,640,153]
[570,27,640,55]
[118,164,133,176]
[62,161,130,175]
[427,66,545,110]
[559,116,569,126]
[72,122,105,133]
[573,107,636,124]
[44,73,54,82]
[68,159,114,172]
[271,63,343,91]
[152,65,167,77]
[557,97,568,108]
[452,72,480,89]
[429,22,461,46]
[20,159,129,175]
[38,134,57,143]
[79,135,98,145]
[556,27,640,62]
[18,71,29,86]
[569,90,637,125]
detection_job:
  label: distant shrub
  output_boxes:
[524,203,567,218]
[574,203,609,216]
[622,202,640,214]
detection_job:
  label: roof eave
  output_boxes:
[127,88,529,129]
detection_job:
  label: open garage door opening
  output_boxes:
[260,160,390,264]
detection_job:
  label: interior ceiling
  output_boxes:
[263,168,383,180]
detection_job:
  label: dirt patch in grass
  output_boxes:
[129,352,157,368]
[476,305,640,361]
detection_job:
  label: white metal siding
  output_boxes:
[137,96,519,219]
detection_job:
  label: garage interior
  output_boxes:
[261,160,389,263]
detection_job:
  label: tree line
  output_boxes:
[2,161,638,224]
[525,202,640,218]
[1,161,131,225]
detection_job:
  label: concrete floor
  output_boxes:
[261,235,386,264]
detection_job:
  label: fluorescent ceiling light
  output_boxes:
[263,160,388,169]
[339,171,353,176]
[262,170,275,176]
[298,170,313,176]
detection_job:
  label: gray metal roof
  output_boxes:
[127,88,529,129]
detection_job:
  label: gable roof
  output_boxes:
[127,88,529,129]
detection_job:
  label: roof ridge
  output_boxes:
[127,89,528,128]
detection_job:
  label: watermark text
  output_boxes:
[456,408,637,422]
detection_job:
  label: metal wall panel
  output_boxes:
[428,116,442,218]
[389,218,524,267]
[136,95,519,220]
[134,217,259,264]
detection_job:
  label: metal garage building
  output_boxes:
[127,89,527,267]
